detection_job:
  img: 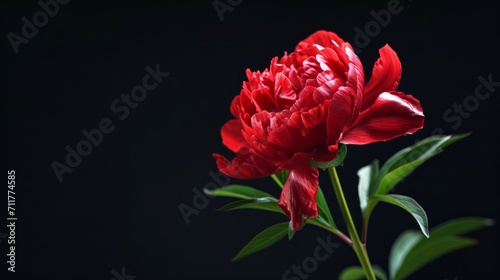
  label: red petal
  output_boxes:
[212,149,276,179]
[342,91,424,145]
[278,151,316,170]
[278,165,319,230]
[363,44,402,111]
[251,88,275,112]
[312,144,339,163]
[221,119,247,153]
[229,96,241,118]
[324,85,356,145]
[302,30,346,49]
[316,48,347,80]
[324,53,365,146]
[274,73,296,110]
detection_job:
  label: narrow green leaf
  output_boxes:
[338,266,365,280]
[379,133,470,178]
[306,216,333,230]
[287,222,295,240]
[377,158,426,196]
[389,216,493,280]
[271,170,289,188]
[316,186,338,229]
[338,265,388,280]
[373,265,389,280]
[393,236,476,280]
[429,216,495,239]
[388,230,423,279]
[357,159,379,213]
[311,143,347,169]
[232,222,289,261]
[362,134,469,236]
[217,198,283,214]
[371,194,429,237]
[374,133,470,195]
[204,184,276,200]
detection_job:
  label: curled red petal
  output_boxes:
[301,30,346,49]
[274,73,296,110]
[312,144,339,163]
[324,50,365,146]
[342,91,424,145]
[212,149,276,179]
[363,44,402,111]
[221,119,247,153]
[278,165,319,230]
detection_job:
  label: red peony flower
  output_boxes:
[213,30,424,230]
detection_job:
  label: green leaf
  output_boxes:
[306,215,333,229]
[429,216,495,239]
[361,134,470,241]
[316,186,338,229]
[232,222,289,261]
[311,143,347,170]
[357,159,379,213]
[287,222,295,240]
[388,230,423,278]
[271,170,289,188]
[389,216,493,280]
[375,133,470,195]
[338,266,365,280]
[217,198,283,214]
[204,184,276,200]
[373,266,389,280]
[338,265,388,280]
[393,236,476,280]
[371,194,429,238]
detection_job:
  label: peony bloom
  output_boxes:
[213,30,424,230]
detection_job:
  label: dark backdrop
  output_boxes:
[3,0,499,279]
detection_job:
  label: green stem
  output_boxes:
[331,228,353,247]
[361,200,378,244]
[271,173,284,188]
[328,167,376,280]
[361,213,370,245]
[308,219,353,246]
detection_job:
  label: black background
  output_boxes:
[3,0,499,279]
